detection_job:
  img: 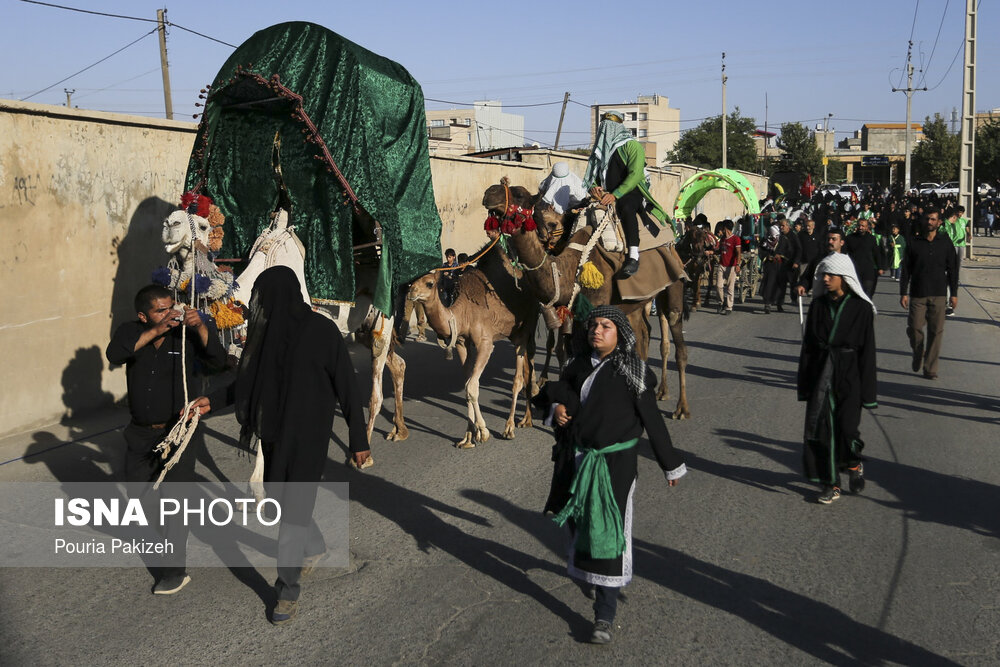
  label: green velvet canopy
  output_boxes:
[184,22,442,315]
[672,168,760,220]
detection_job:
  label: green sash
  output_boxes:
[553,438,639,559]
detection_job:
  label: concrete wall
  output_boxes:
[0,100,765,438]
[0,100,197,438]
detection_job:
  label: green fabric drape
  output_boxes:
[184,22,442,314]
[553,438,639,559]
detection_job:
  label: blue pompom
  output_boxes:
[151,266,172,286]
[195,274,212,293]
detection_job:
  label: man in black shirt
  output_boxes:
[900,210,959,379]
[106,284,226,594]
[845,218,883,297]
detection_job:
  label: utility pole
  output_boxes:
[892,44,926,193]
[823,113,833,182]
[64,88,74,108]
[721,52,727,169]
[553,91,570,150]
[157,9,174,120]
[763,92,768,177]
[959,0,977,259]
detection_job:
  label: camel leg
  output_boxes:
[384,346,408,441]
[666,283,690,420]
[514,335,534,431]
[656,292,671,402]
[366,318,392,447]
[503,343,525,439]
[456,339,492,448]
[627,309,650,360]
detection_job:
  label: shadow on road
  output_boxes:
[633,538,960,666]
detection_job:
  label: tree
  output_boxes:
[912,113,959,183]
[776,122,824,179]
[666,108,759,172]
[975,119,1000,186]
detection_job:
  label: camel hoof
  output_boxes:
[385,426,409,441]
[671,409,690,420]
[348,454,375,469]
[476,427,491,444]
[502,428,516,440]
[656,389,669,401]
[517,418,532,429]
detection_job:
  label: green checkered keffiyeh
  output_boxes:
[583,118,634,190]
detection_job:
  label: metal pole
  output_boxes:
[157,9,173,120]
[823,114,831,183]
[554,91,570,150]
[763,92,768,176]
[64,88,74,107]
[959,0,977,259]
[721,52,727,169]
[904,63,913,193]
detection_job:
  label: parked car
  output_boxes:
[817,183,840,196]
[915,182,940,196]
[932,181,959,197]
[837,184,861,200]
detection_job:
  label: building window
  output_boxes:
[430,119,445,127]
[629,112,637,121]
[639,113,647,121]
[638,129,647,137]
[630,128,637,137]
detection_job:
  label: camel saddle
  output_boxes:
[573,206,688,302]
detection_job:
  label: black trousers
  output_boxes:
[123,421,204,577]
[614,190,644,248]
[594,585,619,623]
[275,520,327,602]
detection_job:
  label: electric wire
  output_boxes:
[917,0,951,87]
[20,28,158,102]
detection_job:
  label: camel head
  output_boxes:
[407,272,440,304]
[162,210,211,263]
[482,178,540,236]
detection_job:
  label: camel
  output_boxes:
[676,225,714,311]
[231,209,408,447]
[407,268,537,447]
[482,180,691,419]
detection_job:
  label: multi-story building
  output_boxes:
[590,94,680,167]
[425,100,524,154]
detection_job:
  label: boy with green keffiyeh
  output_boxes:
[532,305,685,645]
[584,112,671,278]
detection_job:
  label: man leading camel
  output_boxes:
[583,111,670,277]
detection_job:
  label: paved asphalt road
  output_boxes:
[1,238,998,665]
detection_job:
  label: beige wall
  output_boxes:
[0,100,765,438]
[0,100,196,437]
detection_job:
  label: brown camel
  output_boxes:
[482,180,691,419]
[676,225,714,312]
[407,268,537,447]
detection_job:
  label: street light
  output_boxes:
[823,113,833,183]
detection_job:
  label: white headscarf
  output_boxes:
[538,162,588,214]
[812,252,876,314]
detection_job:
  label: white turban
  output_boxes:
[812,252,876,314]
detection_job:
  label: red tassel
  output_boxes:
[484,214,500,231]
[522,216,536,232]
[500,218,518,235]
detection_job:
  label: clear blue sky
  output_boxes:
[3,0,996,149]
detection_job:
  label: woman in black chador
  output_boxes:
[533,305,686,645]
[797,253,878,505]
[236,266,370,624]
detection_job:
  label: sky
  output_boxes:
[2,0,997,151]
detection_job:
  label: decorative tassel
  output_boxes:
[579,262,605,289]
[484,213,500,231]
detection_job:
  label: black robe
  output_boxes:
[534,357,684,583]
[797,294,877,485]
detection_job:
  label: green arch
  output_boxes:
[672,169,761,220]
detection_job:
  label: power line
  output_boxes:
[917,0,950,87]
[18,0,237,47]
[20,28,158,102]
[73,68,161,101]
[425,98,564,108]
[925,39,965,91]
[18,0,156,23]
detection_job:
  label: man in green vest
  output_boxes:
[943,206,969,315]
[583,111,670,277]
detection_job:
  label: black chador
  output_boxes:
[797,293,877,485]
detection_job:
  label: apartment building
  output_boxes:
[426,100,525,154]
[590,94,680,167]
